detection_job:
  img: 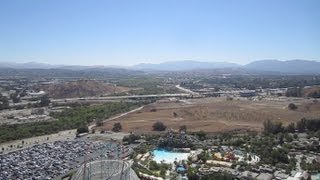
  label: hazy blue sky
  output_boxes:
[0,0,319,66]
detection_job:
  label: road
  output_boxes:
[175,84,200,96]
[51,93,192,103]
[89,106,144,130]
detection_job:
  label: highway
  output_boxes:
[51,93,194,103]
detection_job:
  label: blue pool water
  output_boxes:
[152,149,190,163]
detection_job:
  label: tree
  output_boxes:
[263,120,284,134]
[152,121,166,131]
[123,133,140,144]
[197,151,210,163]
[39,95,51,107]
[10,92,20,103]
[112,122,122,132]
[0,93,9,110]
[278,133,284,145]
[285,133,293,142]
[286,87,302,97]
[149,160,160,171]
[160,168,166,177]
[296,118,306,133]
[288,103,297,110]
[187,167,199,180]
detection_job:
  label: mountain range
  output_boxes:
[132,60,240,71]
[0,59,319,74]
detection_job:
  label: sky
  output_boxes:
[0,0,319,66]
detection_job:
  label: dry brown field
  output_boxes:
[101,97,320,133]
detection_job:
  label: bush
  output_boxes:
[123,133,140,144]
[288,103,297,110]
[152,121,167,131]
[112,122,122,132]
[263,120,284,134]
[77,126,89,134]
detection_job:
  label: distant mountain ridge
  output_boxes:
[244,59,320,74]
[132,60,240,71]
[0,62,108,70]
[0,62,61,69]
[0,59,319,74]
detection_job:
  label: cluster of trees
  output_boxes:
[300,156,320,172]
[187,167,233,180]
[286,87,303,97]
[0,102,144,143]
[196,75,320,90]
[297,118,320,132]
[10,91,21,103]
[38,95,51,107]
[242,134,293,171]
[197,150,211,163]
[0,93,9,110]
[192,130,207,140]
[148,160,170,178]
[263,118,320,135]
[201,173,234,180]
[0,90,24,110]
[123,133,141,144]
[308,90,320,98]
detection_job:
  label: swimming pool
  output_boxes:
[152,149,190,163]
[311,173,320,180]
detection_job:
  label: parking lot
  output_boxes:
[0,139,131,180]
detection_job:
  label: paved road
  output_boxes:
[51,93,192,103]
[175,84,200,96]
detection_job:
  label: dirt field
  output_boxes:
[101,97,320,133]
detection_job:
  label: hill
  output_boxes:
[245,60,320,74]
[36,80,130,98]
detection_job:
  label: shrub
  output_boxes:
[112,122,122,132]
[152,121,166,131]
[77,126,89,134]
[288,103,297,110]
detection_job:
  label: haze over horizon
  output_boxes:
[0,0,319,66]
